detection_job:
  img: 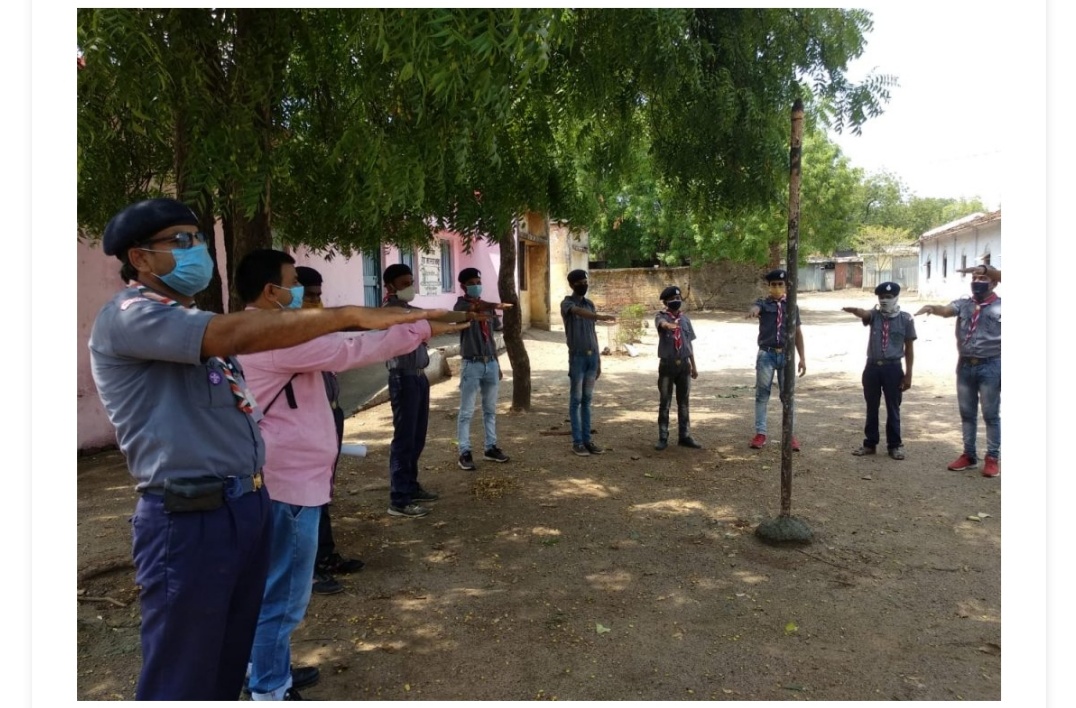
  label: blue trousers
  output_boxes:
[754,349,795,434]
[568,352,600,445]
[388,372,430,507]
[131,486,271,700]
[956,356,1001,460]
[457,359,500,453]
[249,502,320,699]
[862,361,904,449]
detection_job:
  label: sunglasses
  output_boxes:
[141,231,207,250]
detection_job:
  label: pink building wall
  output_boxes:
[78,228,503,451]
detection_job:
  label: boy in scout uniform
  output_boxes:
[842,281,917,460]
[560,269,617,456]
[746,269,805,450]
[653,285,702,450]
[915,264,1002,477]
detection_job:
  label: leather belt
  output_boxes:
[389,368,426,376]
[960,356,997,366]
[760,346,784,353]
[463,355,495,363]
[871,359,902,366]
[141,471,263,499]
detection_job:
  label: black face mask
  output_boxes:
[666,300,682,311]
[572,283,588,296]
[971,281,991,300]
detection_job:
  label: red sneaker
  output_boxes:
[982,457,1000,478]
[791,436,801,452]
[947,453,977,471]
[749,433,767,449]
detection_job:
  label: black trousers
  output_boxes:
[657,358,692,441]
[862,361,904,449]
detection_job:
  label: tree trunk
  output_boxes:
[497,225,531,411]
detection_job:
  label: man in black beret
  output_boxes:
[88,198,445,700]
[653,285,702,450]
[560,269,617,456]
[746,269,805,450]
[842,281,917,460]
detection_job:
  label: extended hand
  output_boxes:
[601,314,617,323]
[428,320,471,337]
[359,306,444,330]
[914,305,933,316]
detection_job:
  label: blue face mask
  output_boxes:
[465,284,483,298]
[150,244,214,297]
[272,284,305,309]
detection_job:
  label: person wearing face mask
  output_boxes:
[746,269,806,451]
[293,266,365,598]
[915,264,1002,478]
[89,199,446,700]
[561,269,618,456]
[381,263,444,517]
[653,285,702,450]
[453,267,515,470]
[233,250,468,700]
[842,282,917,460]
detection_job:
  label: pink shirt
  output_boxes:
[238,320,432,506]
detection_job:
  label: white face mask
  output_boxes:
[878,296,900,315]
[395,285,416,303]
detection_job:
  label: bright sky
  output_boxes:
[829,4,1006,209]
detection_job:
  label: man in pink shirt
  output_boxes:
[235,249,466,700]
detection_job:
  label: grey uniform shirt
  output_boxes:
[454,296,498,359]
[864,309,917,360]
[383,295,430,370]
[560,295,600,354]
[89,287,264,493]
[755,298,801,348]
[655,311,696,360]
[949,295,1001,358]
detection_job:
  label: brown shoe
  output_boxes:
[852,445,876,456]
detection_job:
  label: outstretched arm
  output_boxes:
[914,304,957,318]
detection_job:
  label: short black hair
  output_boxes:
[235,249,296,304]
[295,266,323,287]
[383,263,412,287]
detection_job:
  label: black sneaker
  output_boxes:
[484,446,510,463]
[458,451,477,470]
[584,441,604,455]
[572,443,591,456]
[244,666,320,696]
[678,437,703,449]
[317,552,364,575]
[311,571,343,595]
[283,687,304,700]
[413,486,440,502]
[387,503,431,518]
[654,439,668,451]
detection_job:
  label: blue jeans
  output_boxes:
[956,357,1001,460]
[131,487,270,700]
[457,359,500,453]
[754,349,795,434]
[388,371,430,507]
[568,352,600,445]
[249,502,321,699]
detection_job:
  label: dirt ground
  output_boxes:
[76,290,1001,701]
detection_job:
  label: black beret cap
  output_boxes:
[458,267,481,284]
[295,266,323,287]
[567,269,588,284]
[660,285,681,301]
[102,198,199,258]
[383,263,412,284]
[763,269,787,283]
[875,281,900,296]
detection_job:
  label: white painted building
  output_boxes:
[917,210,1001,300]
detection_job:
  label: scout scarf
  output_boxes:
[129,281,257,414]
[964,292,999,346]
[466,296,493,345]
[667,309,683,352]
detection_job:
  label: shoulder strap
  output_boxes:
[262,373,300,415]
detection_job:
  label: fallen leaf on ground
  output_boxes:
[784,621,798,635]
[596,623,611,634]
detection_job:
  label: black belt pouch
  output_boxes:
[163,476,225,513]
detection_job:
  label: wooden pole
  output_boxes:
[780,98,804,517]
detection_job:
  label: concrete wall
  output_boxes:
[586,261,770,313]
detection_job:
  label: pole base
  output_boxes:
[755,515,813,545]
